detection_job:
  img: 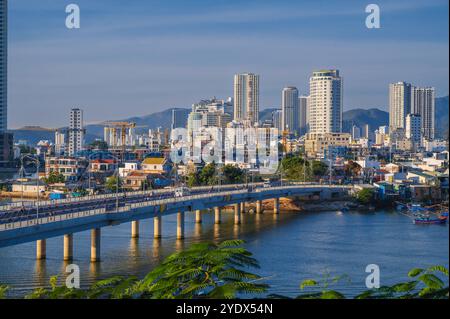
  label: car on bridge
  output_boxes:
[174,187,190,197]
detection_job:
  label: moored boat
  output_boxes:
[413,214,448,225]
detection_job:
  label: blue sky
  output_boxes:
[8,0,449,128]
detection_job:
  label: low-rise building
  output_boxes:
[11,179,47,194]
[141,157,172,175]
[119,162,141,178]
[304,133,351,158]
[90,159,117,173]
[45,156,88,182]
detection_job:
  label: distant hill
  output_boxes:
[84,107,191,140]
[342,108,389,134]
[10,96,448,145]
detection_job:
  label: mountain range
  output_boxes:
[11,96,449,145]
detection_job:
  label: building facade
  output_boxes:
[233,73,259,125]
[405,113,422,147]
[0,1,12,166]
[308,70,343,134]
[389,82,412,132]
[68,108,84,156]
[411,87,435,140]
[299,95,309,136]
[304,132,351,158]
[0,0,6,132]
[271,110,282,132]
[171,108,188,130]
[281,87,299,134]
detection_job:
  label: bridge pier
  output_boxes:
[131,221,140,238]
[36,239,46,260]
[90,228,101,263]
[240,202,245,213]
[177,212,185,240]
[195,210,202,224]
[154,214,162,239]
[256,200,262,214]
[214,207,221,224]
[63,234,73,261]
[273,198,280,215]
[234,204,241,225]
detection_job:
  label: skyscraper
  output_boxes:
[308,70,343,133]
[389,82,412,132]
[411,87,435,140]
[281,87,299,134]
[233,73,259,125]
[0,1,12,166]
[271,110,282,132]
[68,108,84,156]
[0,0,6,132]
[171,108,188,130]
[299,95,309,136]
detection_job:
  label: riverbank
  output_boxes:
[224,198,356,213]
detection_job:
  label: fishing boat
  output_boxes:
[413,214,448,225]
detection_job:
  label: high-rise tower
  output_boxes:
[281,87,299,134]
[233,73,259,125]
[308,70,343,133]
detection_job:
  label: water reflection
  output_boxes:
[194,223,202,237]
[34,260,47,287]
[129,238,139,259]
[152,239,162,259]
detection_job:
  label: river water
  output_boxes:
[0,208,448,298]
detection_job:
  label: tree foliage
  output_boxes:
[14,240,267,299]
[356,188,374,204]
[222,165,244,184]
[44,172,65,184]
[105,176,122,192]
[280,155,311,181]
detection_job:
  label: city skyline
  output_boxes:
[7,0,450,128]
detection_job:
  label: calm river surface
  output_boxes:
[0,208,448,298]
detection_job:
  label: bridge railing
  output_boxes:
[0,183,258,212]
[0,208,107,232]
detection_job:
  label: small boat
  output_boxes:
[413,214,448,225]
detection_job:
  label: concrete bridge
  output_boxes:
[0,183,352,262]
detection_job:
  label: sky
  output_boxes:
[7,0,449,128]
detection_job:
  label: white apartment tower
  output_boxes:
[411,87,435,140]
[308,70,343,134]
[54,131,66,156]
[406,113,422,147]
[233,73,259,125]
[299,95,309,136]
[68,108,84,156]
[281,87,299,134]
[389,82,412,132]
